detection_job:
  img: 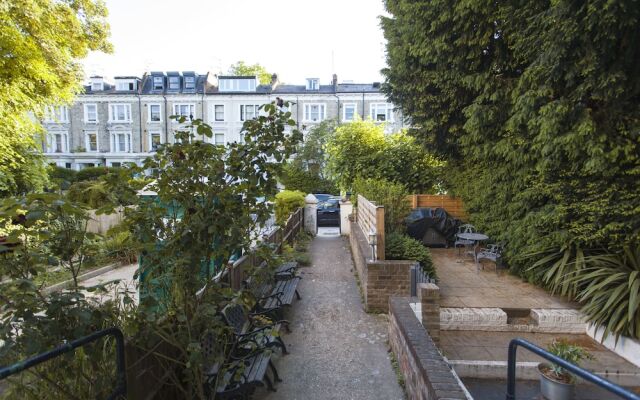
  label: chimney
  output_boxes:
[332,74,338,91]
[271,73,279,89]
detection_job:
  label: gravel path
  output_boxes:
[260,228,405,400]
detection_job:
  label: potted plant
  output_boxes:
[538,339,593,400]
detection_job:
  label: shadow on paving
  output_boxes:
[257,229,405,400]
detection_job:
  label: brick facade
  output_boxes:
[388,297,468,400]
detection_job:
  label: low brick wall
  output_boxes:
[349,221,414,312]
[389,297,468,400]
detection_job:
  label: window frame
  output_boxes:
[47,132,69,153]
[152,76,164,90]
[85,131,99,152]
[214,104,225,122]
[239,104,260,121]
[109,103,132,122]
[370,103,394,122]
[184,76,196,90]
[110,131,132,153]
[148,103,162,123]
[149,131,162,152]
[303,103,326,122]
[84,103,98,123]
[173,103,196,120]
[214,132,225,145]
[45,106,69,123]
[168,76,180,90]
[343,103,357,122]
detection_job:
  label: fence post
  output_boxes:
[304,194,318,235]
[412,194,418,209]
[376,206,385,260]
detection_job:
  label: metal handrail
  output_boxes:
[0,327,127,400]
[506,338,640,400]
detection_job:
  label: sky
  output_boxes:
[82,0,390,85]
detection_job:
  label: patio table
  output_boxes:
[456,232,489,273]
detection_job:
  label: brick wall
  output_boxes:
[349,221,414,312]
[388,297,468,400]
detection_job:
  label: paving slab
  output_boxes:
[260,229,404,400]
[432,248,577,309]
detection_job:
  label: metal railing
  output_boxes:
[410,263,435,297]
[506,338,640,400]
[0,327,127,400]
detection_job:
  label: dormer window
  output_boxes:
[115,80,137,91]
[184,76,195,90]
[153,76,164,90]
[168,76,180,90]
[218,77,257,92]
[90,76,104,91]
[306,78,319,91]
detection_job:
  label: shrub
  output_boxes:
[294,252,311,266]
[280,163,338,194]
[353,176,410,234]
[47,165,78,189]
[99,230,137,265]
[66,181,112,208]
[386,232,436,278]
[275,190,305,225]
[76,166,121,182]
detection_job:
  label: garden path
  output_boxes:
[260,227,405,400]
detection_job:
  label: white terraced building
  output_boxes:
[41,72,406,170]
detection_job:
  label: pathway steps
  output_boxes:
[260,228,404,400]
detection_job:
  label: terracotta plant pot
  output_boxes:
[538,363,575,400]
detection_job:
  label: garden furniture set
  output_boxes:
[454,224,504,273]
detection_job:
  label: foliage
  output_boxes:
[115,104,302,398]
[385,232,435,278]
[275,190,305,226]
[280,163,338,194]
[76,166,115,182]
[66,167,142,209]
[352,177,410,234]
[281,120,338,194]
[545,340,593,383]
[325,119,442,193]
[99,230,137,266]
[0,193,134,399]
[47,166,78,190]
[573,245,640,341]
[227,61,272,85]
[382,0,640,328]
[0,0,111,196]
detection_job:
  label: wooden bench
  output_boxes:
[222,303,288,355]
[244,262,302,330]
[202,332,282,399]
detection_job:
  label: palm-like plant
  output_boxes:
[573,245,640,340]
[525,241,586,299]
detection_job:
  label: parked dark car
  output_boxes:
[317,197,340,227]
[313,193,332,203]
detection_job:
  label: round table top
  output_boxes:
[457,232,489,241]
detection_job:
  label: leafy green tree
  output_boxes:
[0,0,112,196]
[382,0,640,338]
[281,120,339,193]
[227,61,272,85]
[326,119,442,193]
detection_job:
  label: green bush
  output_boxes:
[76,166,121,182]
[280,163,338,194]
[275,190,305,225]
[66,181,112,208]
[386,232,436,278]
[47,165,78,189]
[99,230,137,266]
[353,176,410,234]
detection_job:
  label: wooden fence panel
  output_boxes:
[356,194,385,260]
[407,194,467,220]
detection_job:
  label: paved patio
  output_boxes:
[432,248,577,309]
[260,228,404,400]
